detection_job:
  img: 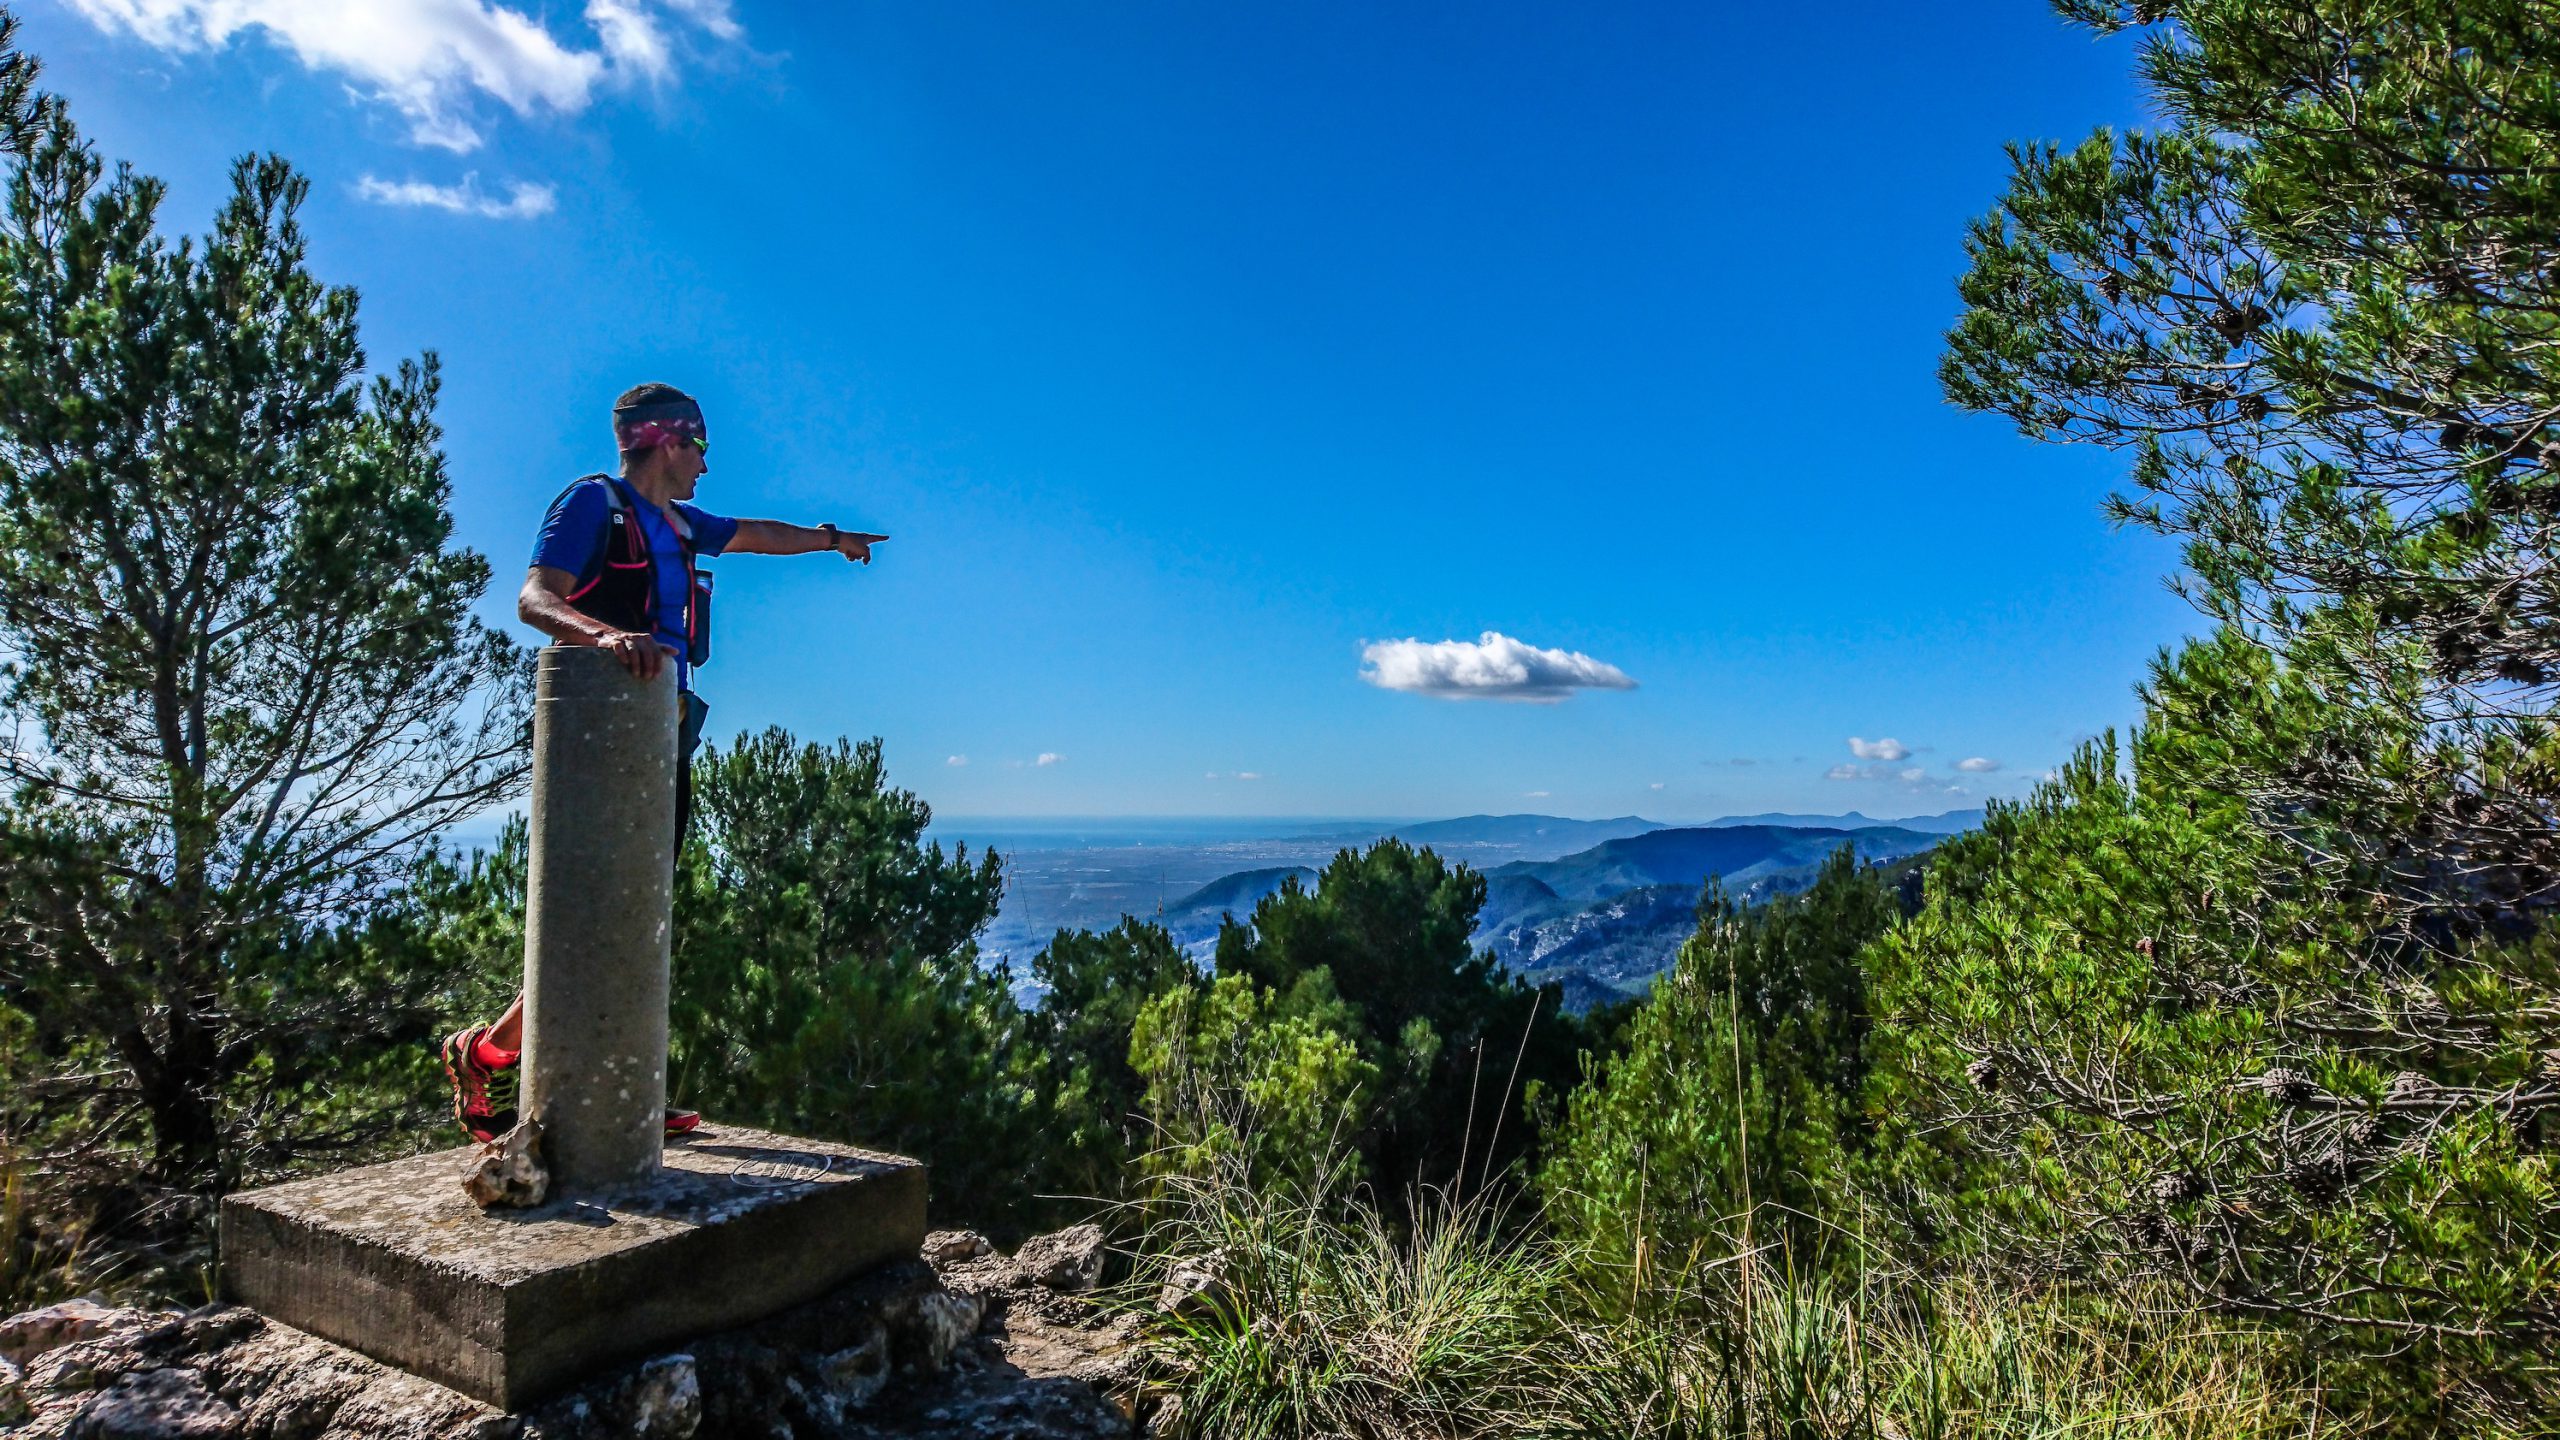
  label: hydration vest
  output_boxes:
[558,474,714,668]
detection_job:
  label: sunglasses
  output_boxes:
[689,435,709,456]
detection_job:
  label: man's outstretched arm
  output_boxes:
[518,566,671,679]
[724,519,890,563]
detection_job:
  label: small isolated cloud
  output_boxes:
[1524,790,1551,798]
[946,755,967,767]
[1360,631,1636,703]
[1649,781,1665,791]
[63,0,745,152]
[1955,756,2002,774]
[1848,736,1911,762]
[1825,763,1861,781]
[1035,752,1064,767]
[1898,767,1927,783]
[356,173,555,218]
[1205,771,1265,782]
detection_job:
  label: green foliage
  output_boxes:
[1941,0,2560,919]
[1866,636,2560,1425]
[666,730,1033,1228]
[1214,839,1585,1195]
[1131,968,1378,1192]
[1929,5,2560,1426]
[1540,847,1905,1294]
[0,73,524,1231]
[0,10,47,156]
[1025,917,1202,1201]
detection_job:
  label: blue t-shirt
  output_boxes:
[530,477,738,691]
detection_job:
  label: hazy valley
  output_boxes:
[937,810,1980,1009]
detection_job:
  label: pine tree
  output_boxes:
[665,731,1027,1227]
[1214,839,1584,1197]
[1942,0,2560,924]
[0,93,526,1221]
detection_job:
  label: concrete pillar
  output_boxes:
[519,645,678,1193]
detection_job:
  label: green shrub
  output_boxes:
[1540,845,1904,1295]
[1131,968,1379,1193]
[1866,637,2560,1426]
[1214,839,1588,1195]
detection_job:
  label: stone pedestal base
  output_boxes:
[218,1124,927,1410]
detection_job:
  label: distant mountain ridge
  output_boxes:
[1287,813,1668,860]
[1141,820,1960,1012]
[976,809,1989,1000]
[1700,807,1983,835]
[1483,825,1937,910]
[1164,866,1316,920]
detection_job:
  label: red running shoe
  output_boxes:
[664,1108,701,1137]
[441,1025,518,1143]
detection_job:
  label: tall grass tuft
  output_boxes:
[1131,1152,2335,1439]
[1134,1137,1567,1440]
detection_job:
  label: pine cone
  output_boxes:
[2255,1067,2318,1106]
[2149,1170,2207,1205]
[2282,1152,2350,1204]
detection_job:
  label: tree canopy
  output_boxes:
[0,87,524,1221]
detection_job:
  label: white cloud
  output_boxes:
[946,754,967,767]
[1035,752,1064,767]
[1955,756,2001,773]
[1360,631,1636,703]
[1848,736,1910,762]
[1205,771,1266,781]
[62,0,742,152]
[1825,763,1861,781]
[1649,781,1665,791]
[1524,790,1551,798]
[355,173,555,217]
[1898,767,1927,783]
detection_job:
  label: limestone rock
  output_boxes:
[1014,1224,1107,1293]
[922,1229,992,1264]
[0,1300,147,1366]
[63,1366,238,1439]
[803,1323,891,1424]
[903,1290,984,1374]
[900,1370,1132,1439]
[0,1236,1134,1440]
[1,1354,28,1426]
[1154,1254,1229,1321]
[607,1354,699,1439]
[461,1120,549,1210]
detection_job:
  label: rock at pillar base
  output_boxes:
[462,1121,550,1210]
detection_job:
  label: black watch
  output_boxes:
[820,522,839,554]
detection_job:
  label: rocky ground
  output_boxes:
[0,1224,1168,1440]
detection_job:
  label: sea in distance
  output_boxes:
[925,815,1421,965]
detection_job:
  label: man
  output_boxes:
[440,382,888,1143]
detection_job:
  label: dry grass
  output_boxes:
[1129,1156,2334,1440]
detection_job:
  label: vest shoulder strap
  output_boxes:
[573,473,695,544]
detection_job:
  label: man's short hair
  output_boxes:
[616,381,694,412]
[614,382,700,464]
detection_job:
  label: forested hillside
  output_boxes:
[3,1,2557,1435]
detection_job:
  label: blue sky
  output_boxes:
[25,0,2190,822]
